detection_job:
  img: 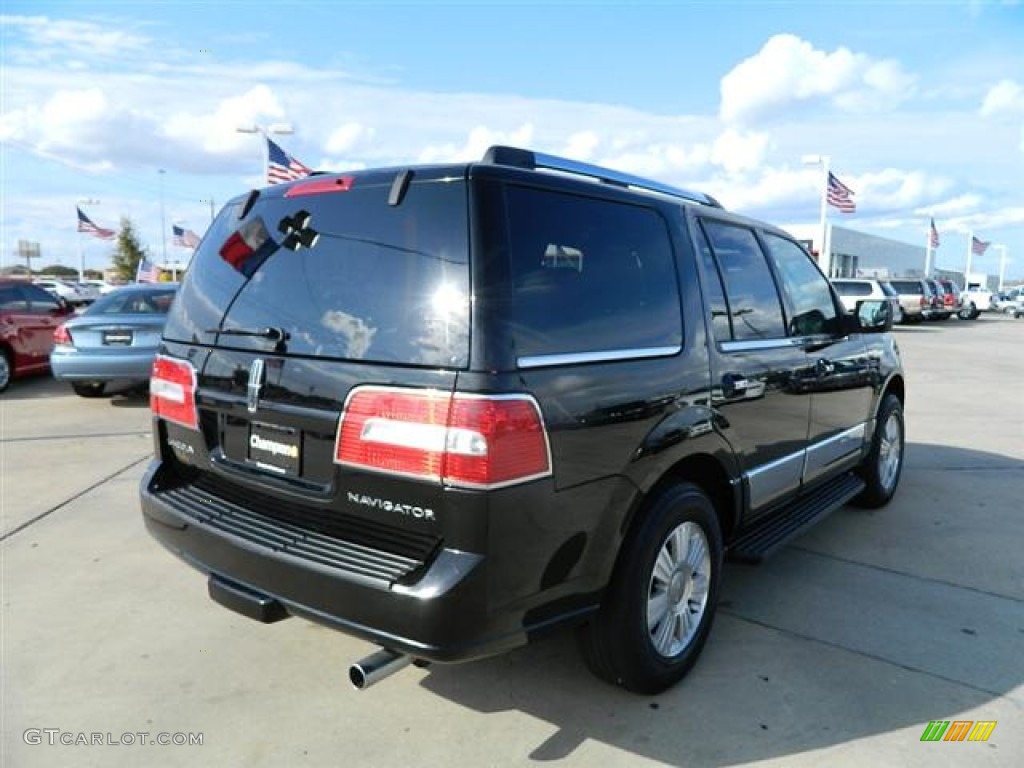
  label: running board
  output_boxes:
[728,473,865,563]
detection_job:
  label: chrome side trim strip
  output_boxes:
[517,345,681,369]
[720,338,803,353]
[745,448,805,510]
[802,423,867,483]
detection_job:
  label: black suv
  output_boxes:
[141,146,905,694]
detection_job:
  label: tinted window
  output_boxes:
[506,186,681,359]
[164,176,470,368]
[86,288,178,315]
[832,281,872,296]
[23,284,61,312]
[695,229,732,341]
[701,221,785,340]
[890,280,924,295]
[761,233,839,337]
[880,282,898,297]
[0,285,28,311]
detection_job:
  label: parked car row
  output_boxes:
[0,277,178,394]
[831,277,1001,323]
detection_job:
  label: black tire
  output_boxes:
[0,348,11,393]
[71,381,107,398]
[578,483,723,694]
[854,394,904,508]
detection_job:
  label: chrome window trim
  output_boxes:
[517,345,681,369]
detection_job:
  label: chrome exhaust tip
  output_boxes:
[349,648,412,690]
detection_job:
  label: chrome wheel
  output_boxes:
[0,352,10,392]
[647,521,711,658]
[877,410,903,492]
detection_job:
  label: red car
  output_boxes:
[0,278,75,393]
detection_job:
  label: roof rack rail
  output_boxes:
[481,145,722,208]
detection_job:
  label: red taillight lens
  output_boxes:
[335,387,551,489]
[150,354,198,430]
[53,324,72,346]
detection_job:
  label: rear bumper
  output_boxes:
[139,460,607,662]
[50,347,155,381]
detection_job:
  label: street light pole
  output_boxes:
[802,154,831,276]
[237,123,294,184]
[158,169,167,273]
[76,198,101,282]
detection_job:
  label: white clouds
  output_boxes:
[1,15,149,58]
[720,34,916,124]
[561,131,600,161]
[710,129,770,174]
[325,122,374,155]
[980,79,1024,117]
[416,124,536,163]
[163,85,286,155]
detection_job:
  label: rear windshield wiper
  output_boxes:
[206,326,289,350]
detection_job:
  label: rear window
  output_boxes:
[87,288,177,315]
[832,281,872,296]
[164,175,469,368]
[504,186,681,361]
[890,280,924,295]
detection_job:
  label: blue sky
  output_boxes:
[2,1,1023,280]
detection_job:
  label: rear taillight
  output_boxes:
[919,296,927,309]
[335,387,551,489]
[150,354,198,430]
[53,324,72,346]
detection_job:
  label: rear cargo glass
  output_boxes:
[164,176,469,367]
[889,280,924,295]
[505,186,682,360]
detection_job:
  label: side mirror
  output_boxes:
[851,299,893,333]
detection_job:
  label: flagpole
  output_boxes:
[818,157,831,276]
[923,218,933,278]
[965,230,973,286]
[996,245,1007,292]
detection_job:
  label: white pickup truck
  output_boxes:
[960,282,995,318]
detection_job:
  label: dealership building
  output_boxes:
[784,224,984,288]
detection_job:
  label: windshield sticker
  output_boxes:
[278,210,320,251]
[219,216,279,277]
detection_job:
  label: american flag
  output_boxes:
[971,236,990,255]
[77,207,116,240]
[172,224,201,249]
[267,137,312,185]
[136,257,160,283]
[929,218,940,249]
[826,172,856,213]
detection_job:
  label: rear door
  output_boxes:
[697,218,812,516]
[20,284,67,363]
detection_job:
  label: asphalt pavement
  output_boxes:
[2,316,1022,767]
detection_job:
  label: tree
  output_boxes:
[39,264,79,278]
[110,216,149,282]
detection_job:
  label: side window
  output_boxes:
[695,228,732,341]
[0,285,29,311]
[761,233,839,337]
[507,186,682,360]
[701,220,786,341]
[23,284,61,313]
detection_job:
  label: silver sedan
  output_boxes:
[50,283,178,397]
